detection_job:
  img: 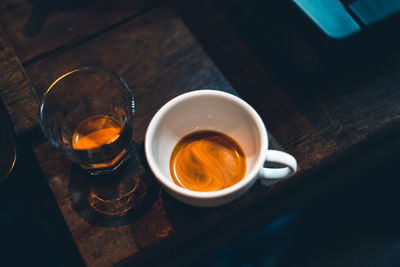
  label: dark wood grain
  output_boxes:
[34,136,285,267]
[26,0,400,266]
[0,27,38,135]
[23,6,233,115]
[31,7,243,267]
[34,143,140,267]
[0,0,165,64]
[175,0,400,173]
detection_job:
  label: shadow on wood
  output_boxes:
[68,141,160,227]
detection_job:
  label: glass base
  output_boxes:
[81,147,132,176]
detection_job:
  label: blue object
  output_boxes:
[350,0,400,26]
[292,0,361,39]
[292,0,400,39]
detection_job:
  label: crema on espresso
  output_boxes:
[169,130,246,192]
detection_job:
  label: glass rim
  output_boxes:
[38,66,134,151]
[41,66,131,102]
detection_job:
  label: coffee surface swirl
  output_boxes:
[169,130,246,192]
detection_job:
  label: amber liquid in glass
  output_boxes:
[72,115,126,169]
[72,115,121,149]
[170,130,246,192]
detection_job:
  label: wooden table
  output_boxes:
[2,0,400,266]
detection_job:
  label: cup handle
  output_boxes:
[259,150,297,179]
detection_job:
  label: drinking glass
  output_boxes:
[39,67,134,175]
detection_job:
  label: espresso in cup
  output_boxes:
[145,90,297,207]
[170,130,246,192]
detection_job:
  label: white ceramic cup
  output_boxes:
[145,90,297,207]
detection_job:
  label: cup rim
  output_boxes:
[144,89,268,199]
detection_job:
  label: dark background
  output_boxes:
[2,0,400,266]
